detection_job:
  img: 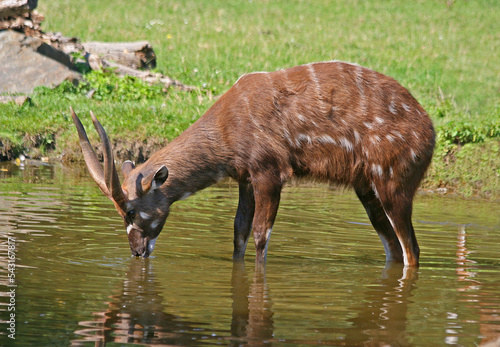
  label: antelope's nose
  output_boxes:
[131,249,149,258]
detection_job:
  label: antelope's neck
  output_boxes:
[156,118,231,201]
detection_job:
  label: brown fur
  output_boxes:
[75,61,435,266]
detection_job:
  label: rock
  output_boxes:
[0,95,30,104]
[0,29,81,94]
[0,0,37,19]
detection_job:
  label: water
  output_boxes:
[0,161,499,346]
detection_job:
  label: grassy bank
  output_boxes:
[1,0,499,199]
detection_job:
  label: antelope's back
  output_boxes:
[211,61,435,185]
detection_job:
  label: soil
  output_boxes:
[0,133,167,164]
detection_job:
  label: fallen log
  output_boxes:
[83,41,156,69]
[101,59,194,92]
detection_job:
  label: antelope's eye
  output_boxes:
[127,210,136,219]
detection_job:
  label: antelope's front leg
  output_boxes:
[233,182,255,260]
[251,176,282,264]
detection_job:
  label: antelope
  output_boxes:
[71,61,435,267]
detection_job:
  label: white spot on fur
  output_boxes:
[402,103,411,112]
[412,130,419,140]
[339,137,353,152]
[332,105,341,114]
[410,149,417,162]
[297,114,306,122]
[307,63,321,96]
[297,133,313,145]
[283,129,295,147]
[364,122,373,129]
[151,220,161,230]
[386,134,395,142]
[353,130,361,144]
[372,164,383,177]
[394,131,404,140]
[371,135,381,144]
[140,212,152,220]
[147,237,157,254]
[127,224,133,235]
[316,135,337,145]
[375,116,385,124]
[363,147,370,158]
[389,100,397,115]
[389,166,394,177]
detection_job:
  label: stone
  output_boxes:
[0,95,30,104]
[0,29,81,94]
[0,0,37,19]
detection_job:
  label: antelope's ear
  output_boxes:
[152,165,169,190]
[121,160,135,180]
[141,165,169,194]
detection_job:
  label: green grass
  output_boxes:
[1,0,499,198]
[426,139,500,198]
[37,0,499,115]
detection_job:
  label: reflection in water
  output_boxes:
[344,264,418,346]
[2,162,500,345]
[71,259,205,346]
[231,262,274,345]
[230,262,420,346]
[454,226,500,347]
[71,260,277,346]
[72,258,424,346]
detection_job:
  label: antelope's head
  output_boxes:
[71,108,169,257]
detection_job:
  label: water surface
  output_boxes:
[0,162,499,346]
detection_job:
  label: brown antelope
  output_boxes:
[71,61,435,267]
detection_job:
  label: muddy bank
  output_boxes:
[0,133,166,163]
[62,136,168,164]
[1,132,499,202]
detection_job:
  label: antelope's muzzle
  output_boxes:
[127,227,157,258]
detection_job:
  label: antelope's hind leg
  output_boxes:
[233,182,256,260]
[355,186,404,264]
[372,182,420,267]
[250,174,282,264]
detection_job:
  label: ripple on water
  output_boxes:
[1,164,500,346]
